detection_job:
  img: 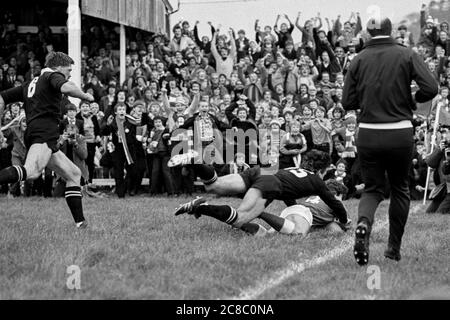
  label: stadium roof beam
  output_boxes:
[68,0,82,104]
[66,0,172,92]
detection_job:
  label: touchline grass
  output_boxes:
[0,196,448,299]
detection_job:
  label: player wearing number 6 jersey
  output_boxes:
[0,52,94,228]
[173,157,349,234]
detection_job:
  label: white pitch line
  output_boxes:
[229,204,422,300]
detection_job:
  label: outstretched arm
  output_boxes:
[61,81,94,101]
[285,14,295,32]
[184,93,200,117]
[225,101,238,122]
[274,14,281,32]
[316,12,323,29]
[420,4,427,29]
[333,15,342,36]
[210,31,220,60]
[246,98,256,120]
[229,29,237,61]
[317,184,348,224]
[254,19,260,32]
[295,12,304,31]
[160,88,173,117]
[193,21,202,46]
[324,17,331,32]
[0,95,5,121]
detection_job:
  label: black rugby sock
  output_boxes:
[259,212,295,234]
[193,164,217,185]
[0,165,27,184]
[240,223,266,235]
[259,212,285,232]
[195,204,238,224]
[65,186,85,223]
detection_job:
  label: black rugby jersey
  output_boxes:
[0,69,67,125]
[274,167,348,223]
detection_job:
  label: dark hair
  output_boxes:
[66,103,77,112]
[336,158,348,168]
[153,116,164,123]
[79,100,91,108]
[303,150,331,173]
[237,107,248,115]
[332,106,345,118]
[325,179,348,197]
[284,111,294,117]
[45,52,74,68]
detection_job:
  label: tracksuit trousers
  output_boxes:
[357,127,414,250]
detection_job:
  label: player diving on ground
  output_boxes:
[240,179,351,237]
[169,150,351,235]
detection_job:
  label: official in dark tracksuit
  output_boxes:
[342,17,439,265]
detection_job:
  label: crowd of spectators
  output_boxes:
[1,3,450,207]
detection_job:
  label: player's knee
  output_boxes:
[68,166,82,182]
[24,165,43,181]
[205,183,226,196]
[233,207,262,228]
[25,169,41,181]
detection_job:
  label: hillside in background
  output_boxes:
[399,0,450,43]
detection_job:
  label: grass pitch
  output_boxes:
[0,194,449,300]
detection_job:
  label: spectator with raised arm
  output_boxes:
[255,19,277,45]
[274,14,295,49]
[211,27,237,78]
[296,12,315,48]
[193,21,215,55]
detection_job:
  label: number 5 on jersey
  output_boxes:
[28,77,39,98]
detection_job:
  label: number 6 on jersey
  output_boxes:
[27,77,39,98]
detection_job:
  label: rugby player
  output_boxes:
[0,52,94,228]
[240,179,351,236]
[171,152,349,232]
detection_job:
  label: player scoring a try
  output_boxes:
[170,151,350,235]
[0,52,94,228]
[241,179,351,237]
